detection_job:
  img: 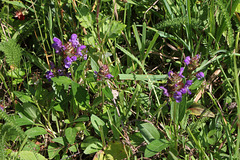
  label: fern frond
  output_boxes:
[216,0,234,49]
[0,39,23,68]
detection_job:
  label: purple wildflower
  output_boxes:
[50,61,55,69]
[160,86,170,97]
[57,69,64,76]
[168,71,174,77]
[196,72,204,80]
[83,54,87,60]
[52,37,63,54]
[185,80,193,87]
[64,56,73,68]
[184,56,191,65]
[173,91,182,103]
[80,45,86,50]
[105,73,114,79]
[46,71,54,81]
[69,34,79,48]
[179,67,185,78]
[76,47,83,56]
[71,56,77,61]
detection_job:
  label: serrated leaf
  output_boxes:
[108,21,126,39]
[25,127,47,138]
[144,139,169,158]
[139,122,160,144]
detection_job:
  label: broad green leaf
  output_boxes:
[81,136,100,150]
[51,76,72,86]
[188,103,215,118]
[71,81,90,108]
[75,7,94,28]
[73,115,89,123]
[144,139,169,158]
[15,117,34,126]
[13,91,33,103]
[23,103,38,120]
[91,114,108,136]
[25,127,47,138]
[103,141,127,160]
[52,137,66,145]
[108,21,126,39]
[48,143,62,159]
[84,142,103,154]
[139,122,160,144]
[19,151,47,160]
[6,68,25,78]
[65,127,78,145]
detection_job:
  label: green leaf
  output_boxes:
[103,141,127,160]
[71,81,90,108]
[102,86,113,99]
[22,103,38,120]
[18,151,47,160]
[48,143,62,159]
[25,127,47,138]
[91,114,108,136]
[144,139,169,158]
[51,76,72,86]
[75,7,94,28]
[15,117,34,126]
[119,74,167,81]
[13,91,33,103]
[73,115,89,123]
[81,136,100,150]
[65,127,78,145]
[138,122,160,144]
[52,137,66,146]
[6,68,25,78]
[84,142,103,154]
[108,21,126,39]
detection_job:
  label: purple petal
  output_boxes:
[83,54,87,60]
[168,71,173,77]
[173,91,182,103]
[184,56,191,65]
[80,45,86,50]
[196,72,204,80]
[70,34,78,40]
[179,67,185,78]
[185,80,193,87]
[71,56,77,61]
[105,74,114,79]
[160,86,169,97]
[76,47,83,56]
[46,71,54,81]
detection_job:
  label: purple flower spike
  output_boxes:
[179,67,185,78]
[196,72,204,80]
[52,37,63,54]
[160,86,169,97]
[184,56,191,65]
[173,91,182,103]
[46,71,54,81]
[76,47,83,56]
[69,34,79,48]
[105,73,114,79]
[83,54,87,60]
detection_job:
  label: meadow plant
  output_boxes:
[94,65,113,81]
[160,55,204,102]
[46,34,87,81]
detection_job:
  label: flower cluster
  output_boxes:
[94,65,113,81]
[46,34,87,81]
[160,55,204,103]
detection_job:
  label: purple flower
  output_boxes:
[168,71,173,77]
[185,80,193,87]
[69,34,79,48]
[83,54,87,60]
[57,69,64,76]
[64,56,73,68]
[173,91,182,103]
[105,73,113,79]
[196,72,204,80]
[160,86,169,97]
[76,47,83,56]
[52,37,63,54]
[50,61,55,69]
[79,45,86,50]
[71,56,77,61]
[179,67,185,78]
[46,71,54,81]
[66,72,71,77]
[184,56,191,65]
